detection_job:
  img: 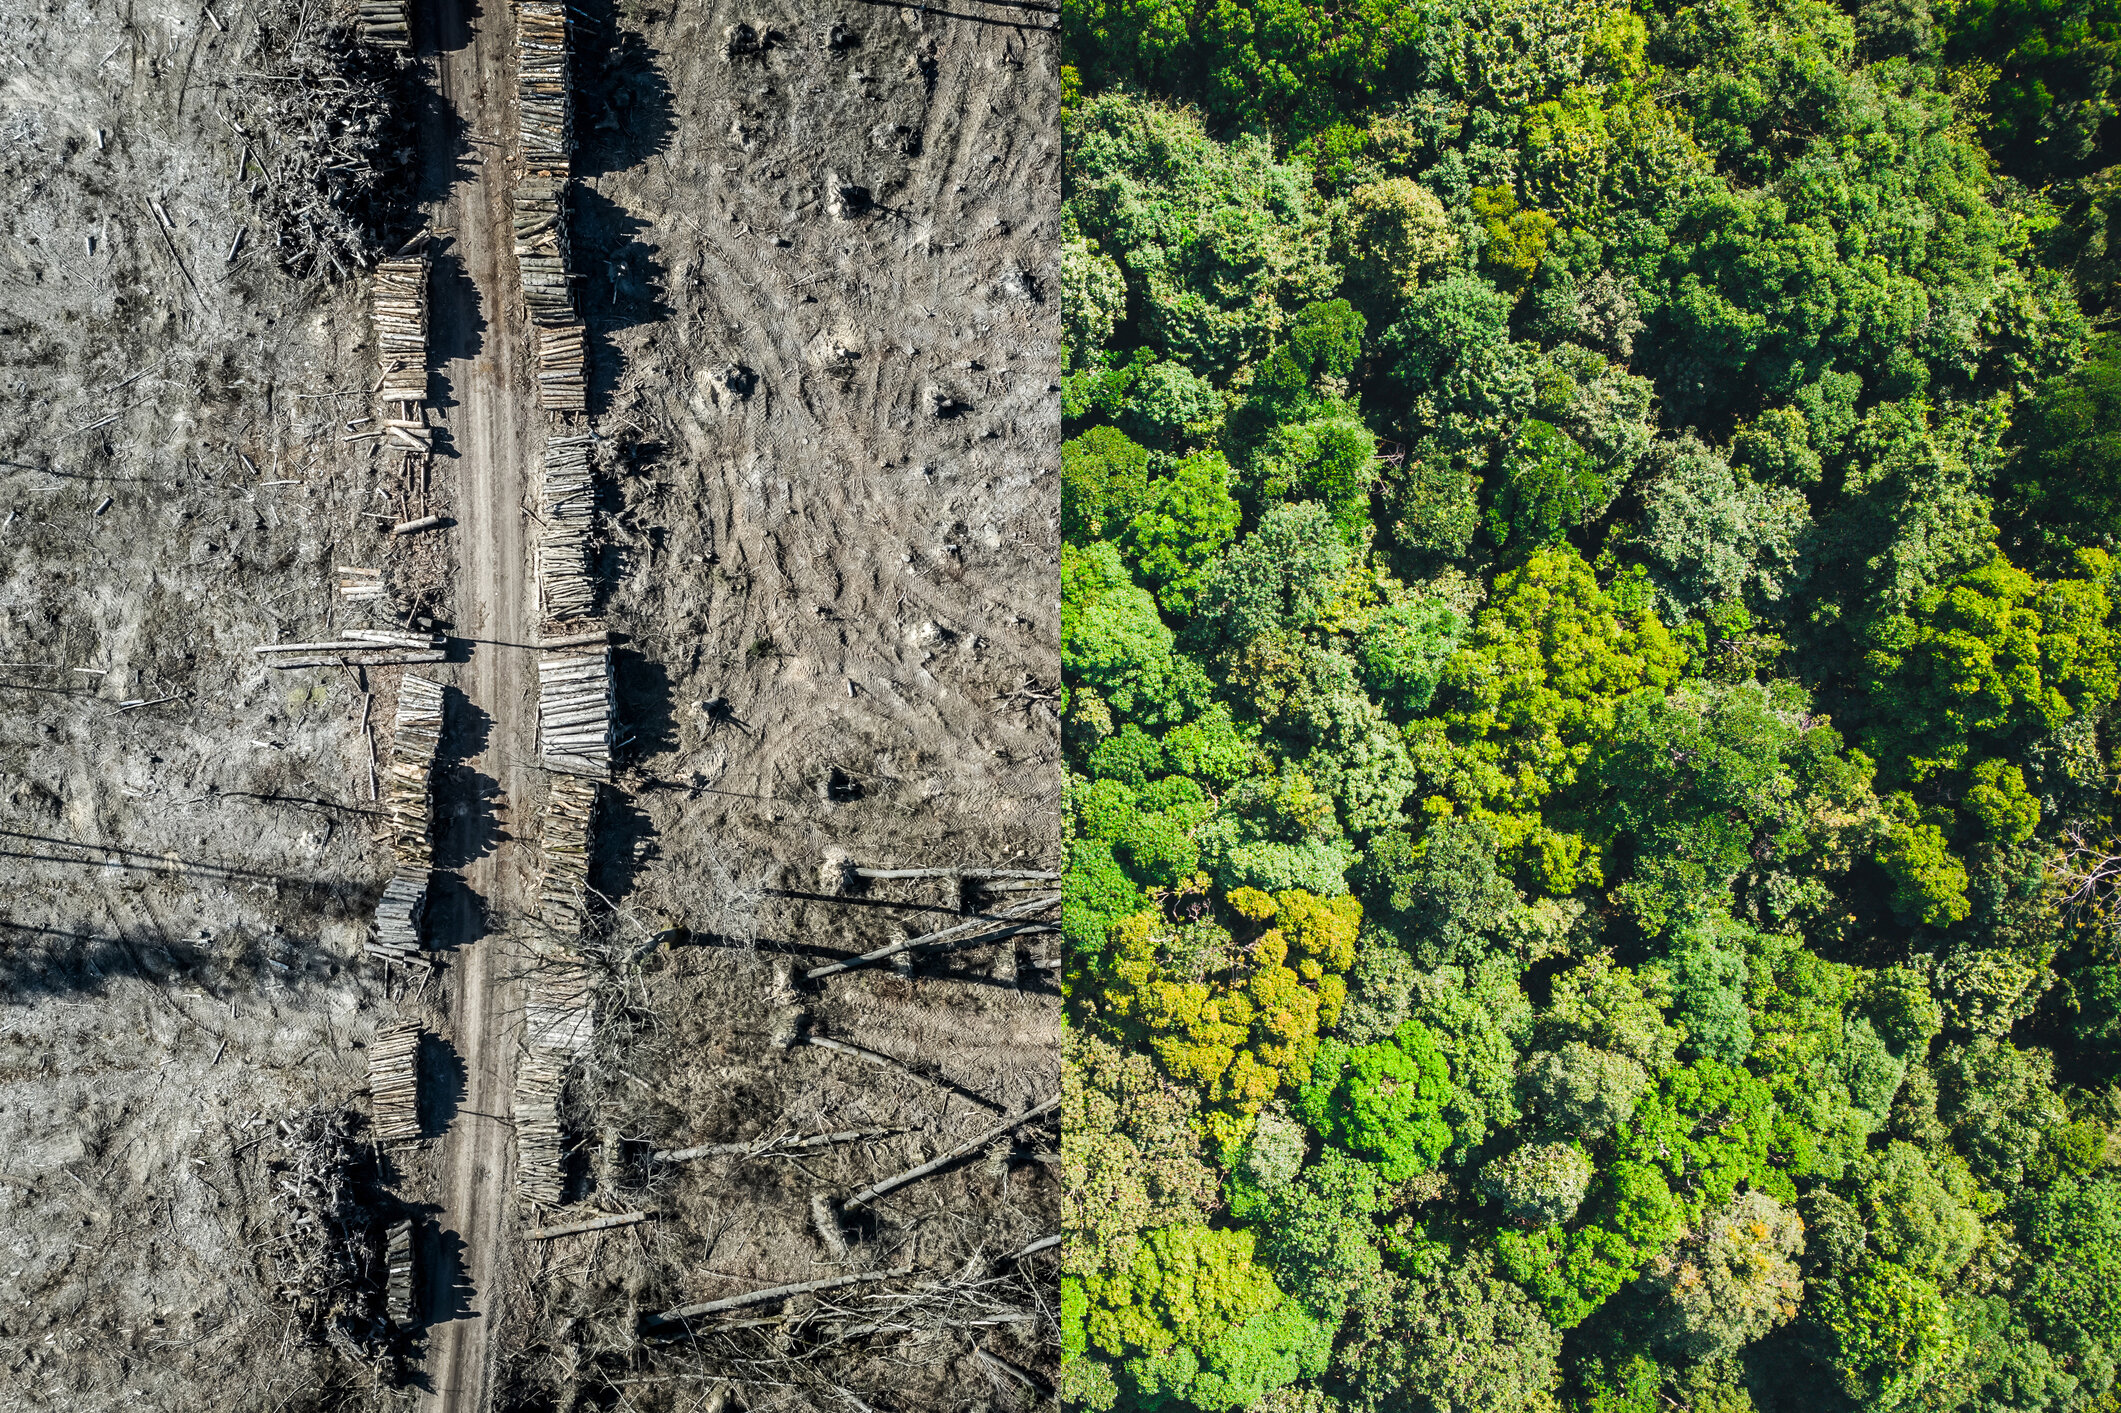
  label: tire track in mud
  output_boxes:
[408,0,539,1406]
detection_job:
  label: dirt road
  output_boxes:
[413,0,539,1408]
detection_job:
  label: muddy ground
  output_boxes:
[0,0,1060,1404]
[492,0,1065,1408]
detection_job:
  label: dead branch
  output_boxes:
[842,1098,1059,1210]
[806,894,1058,980]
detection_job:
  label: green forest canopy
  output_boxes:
[1058,0,2121,1408]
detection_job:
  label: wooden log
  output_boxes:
[841,1097,1060,1210]
[392,516,446,536]
[644,1265,916,1329]
[854,867,1060,881]
[805,894,1060,980]
[528,1210,653,1240]
[653,1128,906,1163]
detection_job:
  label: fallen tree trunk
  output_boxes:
[841,1096,1060,1210]
[806,894,1059,980]
[644,1264,916,1328]
[528,1210,653,1240]
[653,1127,906,1163]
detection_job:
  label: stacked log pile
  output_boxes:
[373,251,430,411]
[383,1219,414,1328]
[531,774,599,943]
[536,648,614,778]
[366,1023,423,1143]
[337,565,387,603]
[355,0,411,49]
[534,435,597,626]
[368,674,447,964]
[514,1049,569,1206]
[371,871,429,963]
[537,322,588,413]
[511,0,587,412]
[516,0,573,172]
[514,773,601,1207]
[513,174,575,327]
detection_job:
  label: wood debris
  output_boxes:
[536,646,613,778]
[368,674,446,965]
[336,563,387,602]
[515,774,602,1206]
[383,1219,414,1328]
[355,0,412,49]
[534,434,598,626]
[366,1023,423,1143]
[537,321,588,412]
[373,249,430,409]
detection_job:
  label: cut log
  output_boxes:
[805,894,1060,980]
[840,1097,1059,1210]
[528,1210,653,1240]
[643,1265,916,1329]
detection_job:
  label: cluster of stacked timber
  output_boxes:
[531,775,600,942]
[355,0,411,48]
[513,174,575,327]
[255,628,445,670]
[511,0,588,412]
[382,1219,414,1328]
[514,774,601,1206]
[337,565,387,603]
[516,0,572,171]
[537,647,614,778]
[368,675,446,964]
[537,323,588,412]
[366,1023,423,1143]
[534,435,597,625]
[373,249,430,412]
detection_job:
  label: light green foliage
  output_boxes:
[1472,185,1559,292]
[1544,951,1681,1074]
[1638,1190,1806,1359]
[1861,964,1946,1054]
[1072,1224,1285,1358]
[1812,1257,1960,1410]
[1063,542,1207,727]
[1064,238,1128,370]
[1856,1141,1984,1281]
[1121,451,1243,613]
[1862,548,2121,787]
[1064,93,1339,377]
[1521,1041,1650,1140]
[1481,1140,1595,1224]
[1194,503,1357,649]
[1245,409,1379,537]
[1377,272,1531,442]
[1877,806,1974,927]
[1663,922,1754,1064]
[1064,1031,1223,1278]
[1337,178,1456,311]
[1963,758,2041,844]
[1337,1244,1564,1413]
[1353,592,1462,717]
[1406,955,1535,1151]
[1063,425,1151,543]
[1933,946,2048,1035]
[1632,434,1811,615]
[1296,1020,1454,1181]
[1934,1037,2068,1188]
[1423,545,1685,891]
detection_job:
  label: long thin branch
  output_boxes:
[645,1265,916,1328]
[842,1097,1059,1210]
[806,895,1058,980]
[653,1128,906,1164]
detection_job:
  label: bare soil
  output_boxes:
[0,0,1059,1404]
